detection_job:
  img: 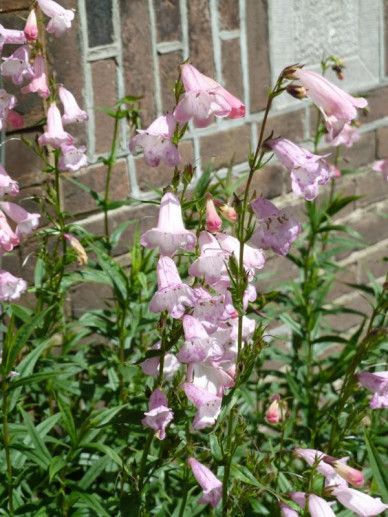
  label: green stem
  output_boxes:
[137,431,154,496]
[2,381,13,515]
[104,114,120,253]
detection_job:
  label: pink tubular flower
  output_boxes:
[357,371,388,409]
[279,503,299,517]
[219,204,237,223]
[21,55,50,98]
[0,165,19,196]
[372,160,388,182]
[265,395,285,425]
[327,122,360,148]
[0,211,19,252]
[291,492,336,517]
[323,455,364,487]
[331,486,388,516]
[189,231,229,287]
[59,145,88,172]
[37,0,75,37]
[192,288,227,334]
[24,10,38,42]
[183,383,222,429]
[129,113,180,167]
[188,457,222,507]
[0,202,40,239]
[216,233,265,275]
[149,256,196,319]
[294,68,367,138]
[206,196,222,233]
[177,315,222,364]
[250,197,301,256]
[7,110,24,130]
[141,192,196,256]
[140,342,180,381]
[0,89,16,131]
[141,389,173,440]
[58,86,88,125]
[174,63,245,127]
[38,103,74,148]
[0,25,26,55]
[266,137,330,201]
[0,270,27,301]
[1,46,33,86]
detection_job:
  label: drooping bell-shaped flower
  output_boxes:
[216,232,265,275]
[37,0,75,37]
[279,503,299,517]
[188,457,222,507]
[0,202,40,239]
[323,455,364,487]
[0,89,16,131]
[326,122,360,148]
[183,383,222,429]
[177,315,223,364]
[150,256,196,319]
[141,192,196,256]
[0,165,19,196]
[58,85,88,125]
[0,211,19,252]
[250,197,301,256]
[291,492,336,517]
[0,270,27,301]
[140,342,180,381]
[24,9,39,42]
[141,389,173,440]
[0,24,26,55]
[294,68,367,138]
[192,288,226,334]
[129,113,180,167]
[206,196,222,233]
[38,103,74,148]
[190,361,235,397]
[21,55,50,98]
[174,64,245,127]
[358,371,388,409]
[189,231,229,288]
[59,144,88,172]
[266,137,331,201]
[372,160,388,182]
[331,486,388,516]
[1,46,33,86]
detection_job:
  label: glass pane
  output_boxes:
[86,0,114,48]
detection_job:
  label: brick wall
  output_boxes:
[1,0,388,330]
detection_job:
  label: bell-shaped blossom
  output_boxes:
[188,457,222,507]
[279,503,299,517]
[21,55,50,99]
[219,204,237,223]
[174,63,245,127]
[0,202,40,238]
[183,383,222,429]
[1,46,33,86]
[24,10,38,42]
[216,233,265,275]
[140,342,180,381]
[295,448,346,483]
[327,122,360,148]
[323,455,364,487]
[265,395,285,425]
[206,196,222,233]
[0,270,27,301]
[0,211,19,252]
[38,103,74,148]
[0,25,26,55]
[192,288,228,334]
[59,144,88,172]
[58,86,88,125]
[190,362,234,397]
[291,492,336,517]
[0,89,16,130]
[0,165,19,196]
[266,137,330,201]
[358,371,388,409]
[331,486,388,516]
[329,164,341,179]
[38,0,75,37]
[64,233,88,266]
[189,231,229,288]
[141,192,196,256]
[141,389,173,440]
[129,113,180,167]
[177,315,223,364]
[150,256,196,319]
[250,197,301,256]
[294,68,367,138]
[372,160,388,182]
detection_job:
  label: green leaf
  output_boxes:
[90,405,128,428]
[79,456,111,490]
[49,456,67,482]
[58,399,77,446]
[20,409,52,469]
[364,431,388,502]
[9,369,78,390]
[230,464,263,488]
[71,492,110,517]
[81,443,123,468]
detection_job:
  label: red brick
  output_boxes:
[120,0,156,126]
[327,264,358,302]
[269,109,305,142]
[246,0,270,112]
[187,0,215,79]
[201,124,250,169]
[0,1,30,12]
[219,0,240,30]
[358,247,388,282]
[341,131,376,169]
[376,126,388,158]
[363,86,388,123]
[385,1,388,76]
[136,140,194,191]
[158,51,182,113]
[62,159,130,216]
[354,169,388,208]
[248,164,284,199]
[325,293,371,332]
[91,59,117,155]
[71,282,113,316]
[5,131,45,187]
[221,39,244,103]
[155,0,182,42]
[349,206,388,247]
[257,253,299,291]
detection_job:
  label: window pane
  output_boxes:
[86,0,114,48]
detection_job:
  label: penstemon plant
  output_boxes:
[0,2,387,516]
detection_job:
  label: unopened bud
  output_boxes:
[361,415,371,427]
[281,64,302,80]
[64,233,88,266]
[332,63,345,80]
[265,395,286,425]
[182,163,194,186]
[24,9,38,42]
[286,83,307,100]
[323,456,364,487]
[205,195,222,233]
[219,204,237,223]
